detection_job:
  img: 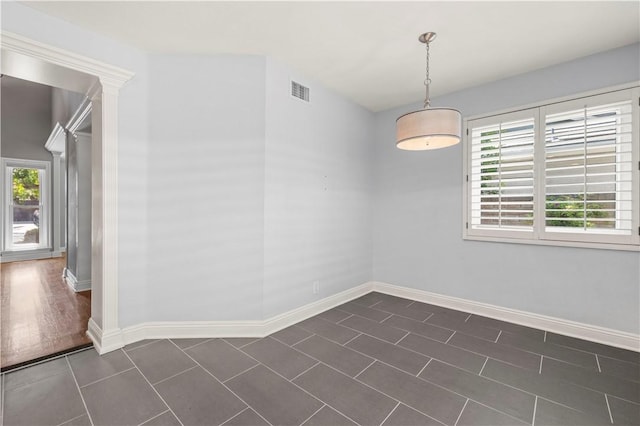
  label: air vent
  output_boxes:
[291,81,309,102]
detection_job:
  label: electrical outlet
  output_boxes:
[313,281,320,295]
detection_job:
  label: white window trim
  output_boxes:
[462,83,640,252]
[1,157,51,252]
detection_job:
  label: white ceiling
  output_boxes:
[24,1,640,112]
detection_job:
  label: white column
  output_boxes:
[50,151,62,256]
[88,80,123,353]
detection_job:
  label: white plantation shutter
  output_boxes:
[469,111,536,237]
[464,87,639,249]
[542,91,637,245]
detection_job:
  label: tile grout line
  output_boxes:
[478,357,489,376]
[293,324,356,347]
[233,334,421,426]
[289,333,316,347]
[543,331,547,342]
[178,338,213,351]
[341,333,363,346]
[125,340,162,353]
[423,312,434,323]
[79,365,137,388]
[167,339,274,426]
[406,301,415,307]
[445,331,456,344]
[224,338,257,349]
[604,394,640,405]
[271,334,459,426]
[354,359,377,380]
[395,331,410,345]
[299,404,326,426]
[531,396,538,425]
[219,407,250,426]
[538,355,544,374]
[535,396,601,416]
[494,330,503,343]
[336,314,355,324]
[121,348,186,426]
[316,307,553,425]
[222,364,261,384]
[392,325,545,375]
[338,321,423,348]
[369,301,383,308]
[341,311,459,348]
[416,358,432,377]
[453,398,469,426]
[540,337,637,363]
[289,362,320,382]
[381,313,394,323]
[57,412,90,426]
[152,365,199,386]
[350,369,449,425]
[595,354,602,373]
[65,356,95,426]
[138,409,171,426]
[277,308,534,426]
[464,314,472,323]
[378,401,400,426]
[347,329,485,376]
[604,394,614,424]
[234,342,362,426]
[379,351,544,422]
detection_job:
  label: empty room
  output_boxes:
[0,1,638,426]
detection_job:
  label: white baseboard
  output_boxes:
[0,249,63,263]
[64,269,91,292]
[120,282,373,346]
[94,280,638,355]
[372,281,640,352]
[87,318,124,354]
[86,318,104,353]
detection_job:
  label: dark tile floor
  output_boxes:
[2,292,639,426]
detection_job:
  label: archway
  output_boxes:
[1,31,134,353]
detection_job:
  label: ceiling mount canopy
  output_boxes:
[396,32,462,151]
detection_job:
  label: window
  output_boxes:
[2,158,50,251]
[464,87,640,250]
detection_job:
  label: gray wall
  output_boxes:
[1,76,52,162]
[144,55,375,322]
[51,87,85,128]
[372,43,640,334]
[263,58,374,318]
[146,54,266,321]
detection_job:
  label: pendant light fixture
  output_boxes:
[396,32,462,150]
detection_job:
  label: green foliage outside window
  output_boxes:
[12,168,40,203]
[545,195,608,228]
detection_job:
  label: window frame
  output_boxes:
[463,84,640,252]
[1,157,51,252]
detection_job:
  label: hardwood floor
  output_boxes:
[0,256,91,369]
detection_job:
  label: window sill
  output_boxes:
[463,234,640,252]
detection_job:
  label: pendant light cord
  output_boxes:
[424,40,431,109]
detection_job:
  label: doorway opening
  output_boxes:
[0,76,93,370]
[1,31,133,368]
